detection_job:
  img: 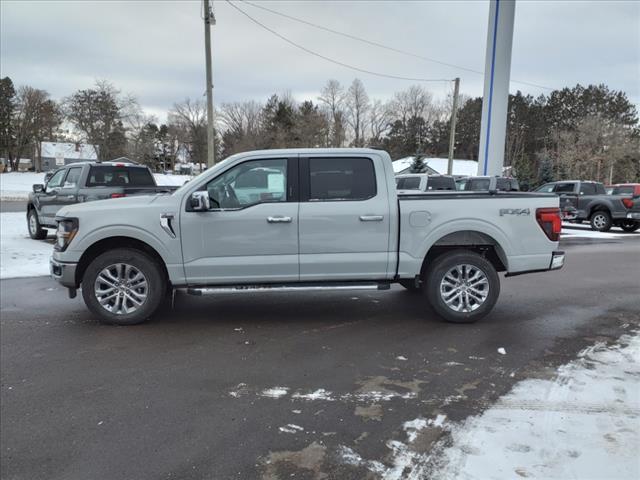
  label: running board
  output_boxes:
[184,281,391,296]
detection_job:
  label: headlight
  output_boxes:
[54,218,79,252]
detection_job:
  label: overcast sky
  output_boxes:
[1,0,638,122]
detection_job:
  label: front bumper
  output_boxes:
[626,212,640,220]
[50,257,78,288]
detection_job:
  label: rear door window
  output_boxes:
[396,177,421,190]
[554,183,575,194]
[62,167,82,189]
[580,183,596,195]
[308,158,376,201]
[427,176,455,190]
[87,166,155,187]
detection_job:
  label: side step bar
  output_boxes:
[185,281,391,296]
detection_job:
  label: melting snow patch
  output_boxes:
[432,334,640,479]
[497,347,506,355]
[396,355,408,361]
[292,389,334,401]
[444,361,464,366]
[279,424,304,434]
[261,387,289,399]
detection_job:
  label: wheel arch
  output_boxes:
[75,236,170,288]
[419,230,508,277]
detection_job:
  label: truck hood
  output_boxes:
[56,194,165,218]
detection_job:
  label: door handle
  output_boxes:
[267,216,292,223]
[359,215,384,222]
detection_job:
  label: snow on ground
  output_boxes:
[562,222,638,239]
[0,212,53,279]
[339,333,640,479]
[0,172,191,200]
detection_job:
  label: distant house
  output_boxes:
[393,156,479,177]
[38,142,98,172]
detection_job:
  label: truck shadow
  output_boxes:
[151,287,442,327]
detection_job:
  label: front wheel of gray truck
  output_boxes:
[81,248,165,325]
[424,250,500,324]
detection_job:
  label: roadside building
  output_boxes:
[38,142,98,172]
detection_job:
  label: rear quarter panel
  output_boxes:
[398,193,560,276]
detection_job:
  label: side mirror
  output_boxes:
[33,184,44,193]
[190,191,211,211]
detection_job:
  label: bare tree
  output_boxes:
[64,80,136,161]
[389,85,434,125]
[368,99,392,145]
[345,78,370,147]
[13,86,61,171]
[318,79,346,147]
[168,98,208,169]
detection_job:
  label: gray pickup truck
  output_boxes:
[534,180,638,232]
[50,148,565,326]
[27,161,179,239]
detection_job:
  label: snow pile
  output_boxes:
[0,212,53,279]
[338,334,640,479]
[0,172,192,200]
[431,333,640,479]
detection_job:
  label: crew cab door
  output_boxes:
[37,168,67,224]
[180,156,299,285]
[54,166,82,210]
[298,155,391,280]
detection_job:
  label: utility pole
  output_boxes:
[203,0,216,168]
[447,77,460,175]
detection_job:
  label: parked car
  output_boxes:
[534,180,638,232]
[50,148,565,326]
[395,173,456,193]
[609,183,640,197]
[27,161,178,240]
[458,176,520,192]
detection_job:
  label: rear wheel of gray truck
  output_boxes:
[424,250,500,324]
[590,210,612,232]
[81,248,165,325]
[620,220,639,233]
[27,209,47,240]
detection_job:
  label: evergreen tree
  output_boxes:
[0,77,16,168]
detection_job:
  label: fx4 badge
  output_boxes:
[499,208,531,216]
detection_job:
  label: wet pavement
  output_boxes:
[1,239,639,479]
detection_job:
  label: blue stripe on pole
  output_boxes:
[483,0,501,176]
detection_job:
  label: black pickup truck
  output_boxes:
[534,180,638,232]
[27,161,179,239]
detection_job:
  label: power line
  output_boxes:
[238,0,555,92]
[225,0,453,83]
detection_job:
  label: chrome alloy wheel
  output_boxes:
[94,263,148,315]
[592,213,607,229]
[439,264,489,313]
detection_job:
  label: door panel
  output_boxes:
[38,168,67,224]
[298,156,391,280]
[181,157,299,285]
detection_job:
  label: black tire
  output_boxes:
[620,220,640,233]
[27,208,47,240]
[399,279,422,293]
[424,250,500,324]
[590,210,612,232]
[81,248,165,325]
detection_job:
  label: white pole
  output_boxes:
[478,0,515,177]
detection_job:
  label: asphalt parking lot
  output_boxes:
[1,238,639,480]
